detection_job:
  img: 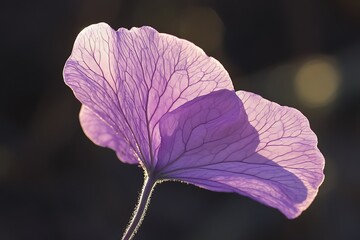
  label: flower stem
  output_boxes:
[121,175,157,240]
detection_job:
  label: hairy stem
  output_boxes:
[121,175,157,240]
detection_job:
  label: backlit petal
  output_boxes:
[236,90,325,217]
[79,105,138,164]
[156,89,324,218]
[63,23,233,167]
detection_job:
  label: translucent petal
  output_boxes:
[236,90,325,217]
[63,23,233,167]
[79,105,138,164]
[156,89,325,218]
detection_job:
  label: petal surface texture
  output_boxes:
[157,89,325,219]
[79,105,138,164]
[63,23,233,167]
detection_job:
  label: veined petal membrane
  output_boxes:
[156,89,324,218]
[64,23,233,170]
[63,23,325,219]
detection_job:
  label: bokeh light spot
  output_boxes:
[294,56,341,108]
[179,7,224,53]
[133,0,183,34]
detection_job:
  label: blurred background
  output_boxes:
[1,0,359,239]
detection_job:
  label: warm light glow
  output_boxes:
[294,56,341,108]
[179,7,223,53]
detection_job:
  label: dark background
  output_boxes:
[1,0,360,239]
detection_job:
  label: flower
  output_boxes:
[64,23,324,238]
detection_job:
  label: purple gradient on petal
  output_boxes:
[156,89,324,218]
[236,90,325,217]
[63,23,233,169]
[79,105,139,164]
[63,23,325,219]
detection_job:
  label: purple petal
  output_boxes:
[156,89,324,218]
[79,105,138,164]
[63,23,233,167]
